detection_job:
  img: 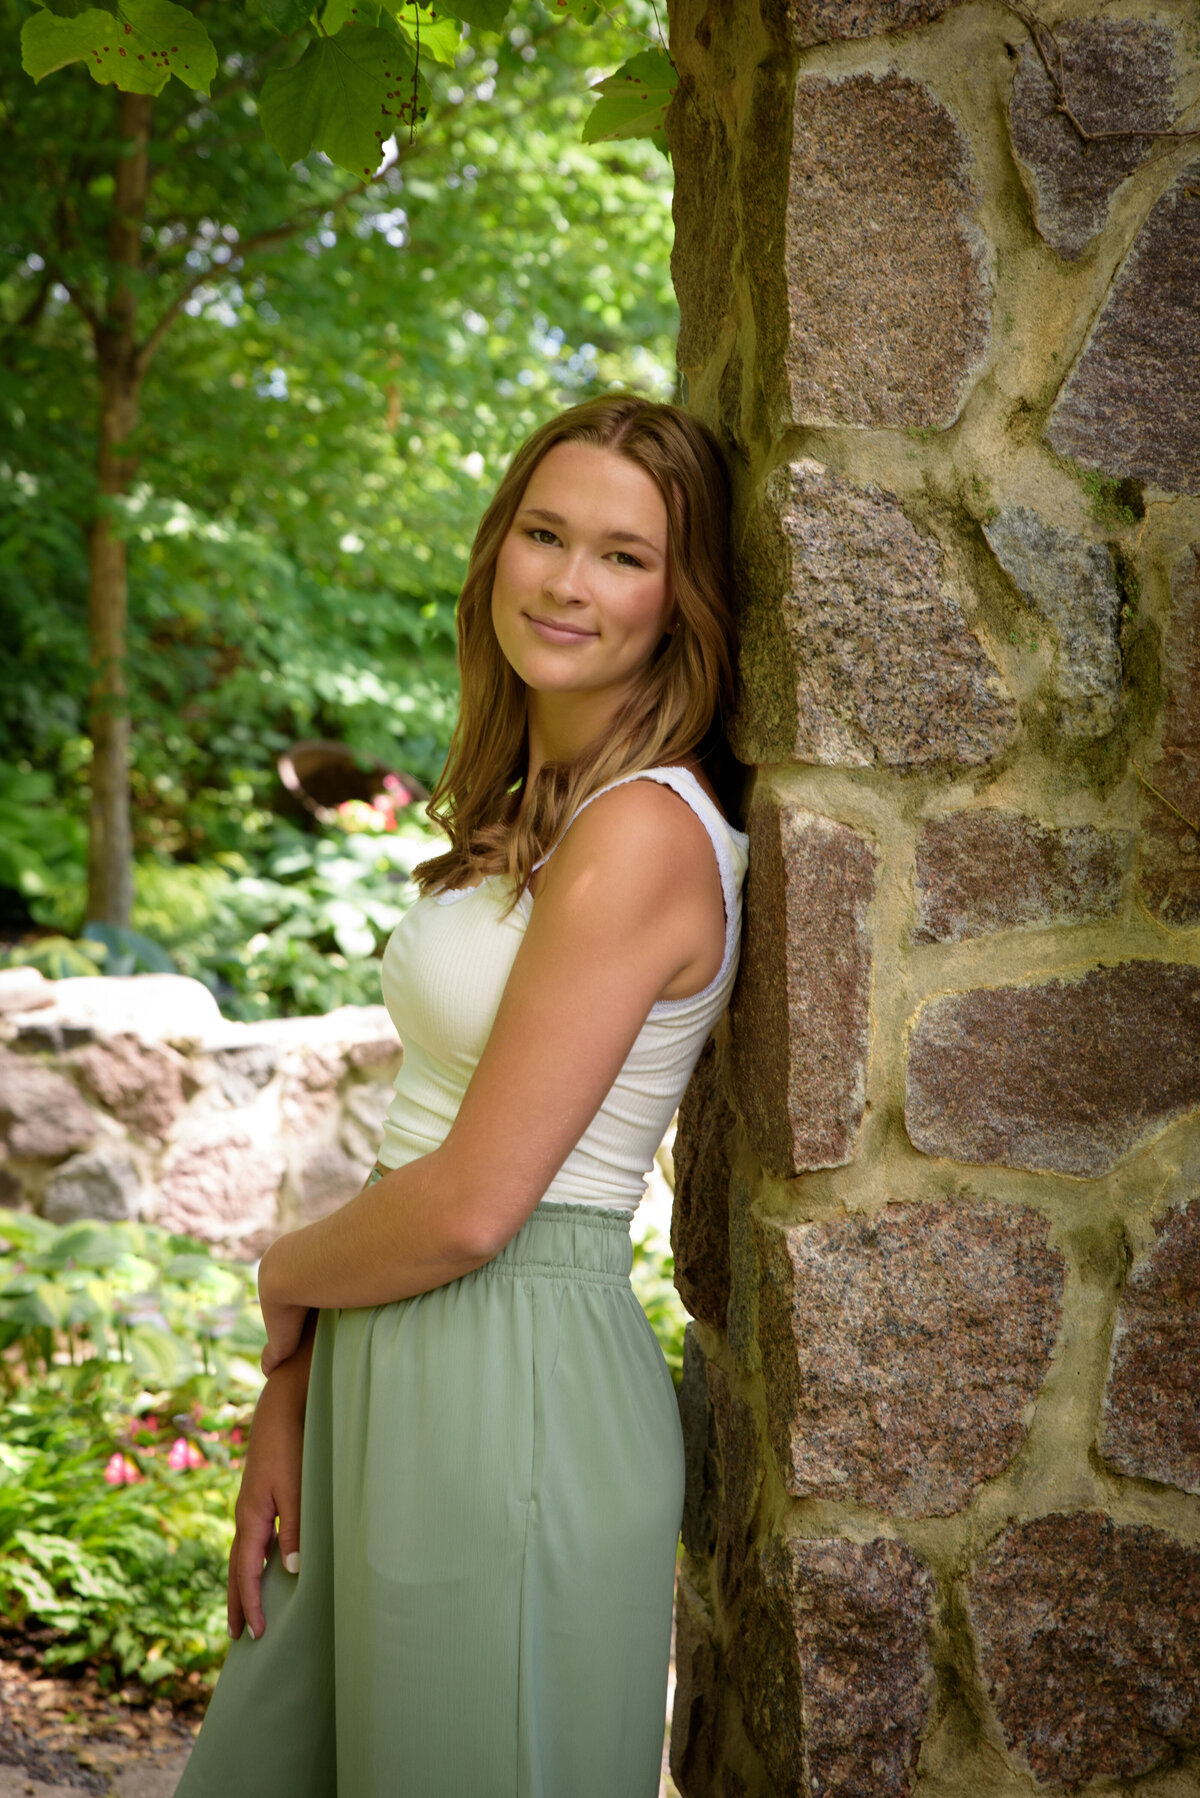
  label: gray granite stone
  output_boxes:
[735,462,1016,767]
[1048,161,1200,495]
[983,506,1122,736]
[707,1362,763,1607]
[779,0,966,50]
[1010,21,1178,258]
[158,1125,284,1248]
[1102,1197,1200,1492]
[970,1513,1200,1785]
[72,1033,186,1140]
[297,1143,369,1221]
[1139,545,1200,924]
[669,73,737,375]
[755,1201,1062,1513]
[734,1534,935,1797]
[671,1572,724,1796]
[679,1324,720,1561]
[43,1149,144,1224]
[672,1036,734,1328]
[211,1043,278,1108]
[907,962,1200,1176]
[0,1049,96,1162]
[782,74,990,428]
[914,811,1129,942]
[730,793,876,1176]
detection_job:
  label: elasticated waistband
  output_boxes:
[366,1167,633,1283]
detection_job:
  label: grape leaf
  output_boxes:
[23,7,113,78]
[581,47,675,146]
[250,0,314,34]
[321,0,375,33]
[437,0,510,29]
[382,2,461,64]
[22,0,216,93]
[556,0,599,21]
[323,0,458,58]
[259,25,424,178]
[39,0,118,20]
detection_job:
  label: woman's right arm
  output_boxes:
[227,1307,316,1642]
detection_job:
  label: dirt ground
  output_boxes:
[0,1643,197,1798]
[0,1636,681,1797]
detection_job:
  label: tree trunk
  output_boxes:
[85,90,152,928]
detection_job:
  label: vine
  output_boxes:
[1001,0,1200,149]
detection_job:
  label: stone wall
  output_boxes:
[0,971,400,1254]
[667,0,1200,1791]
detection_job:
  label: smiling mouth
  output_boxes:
[525,613,599,644]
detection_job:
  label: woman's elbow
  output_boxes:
[435,1154,540,1264]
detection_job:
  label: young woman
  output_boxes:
[176,393,748,1798]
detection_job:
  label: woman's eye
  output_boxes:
[528,528,559,546]
[611,551,645,569]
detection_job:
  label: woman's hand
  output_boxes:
[228,1321,315,1642]
[259,1243,310,1377]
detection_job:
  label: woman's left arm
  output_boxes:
[257,782,723,1367]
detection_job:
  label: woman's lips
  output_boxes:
[525,613,598,645]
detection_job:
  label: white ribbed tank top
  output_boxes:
[376,766,749,1212]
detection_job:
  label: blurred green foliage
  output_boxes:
[630,1218,686,1388]
[0,1209,265,1690]
[0,1,677,1006]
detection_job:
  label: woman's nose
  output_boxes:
[543,552,590,605]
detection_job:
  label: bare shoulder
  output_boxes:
[551,778,716,886]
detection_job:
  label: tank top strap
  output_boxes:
[531,766,749,982]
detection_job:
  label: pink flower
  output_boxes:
[230,1427,244,1446]
[168,1437,206,1471]
[104,1452,143,1486]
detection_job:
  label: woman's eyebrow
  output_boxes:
[520,507,662,554]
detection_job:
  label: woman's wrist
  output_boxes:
[260,1307,316,1405]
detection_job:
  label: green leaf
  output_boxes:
[259,25,422,178]
[320,0,376,33]
[0,1212,58,1255]
[382,2,461,64]
[558,0,599,20]
[5,936,105,979]
[437,0,509,29]
[22,0,217,94]
[47,1224,127,1272]
[126,1324,187,1385]
[249,0,314,34]
[80,921,176,975]
[39,0,119,19]
[581,47,675,146]
[116,0,217,92]
[22,9,114,82]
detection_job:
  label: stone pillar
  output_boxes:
[667,2,1200,1792]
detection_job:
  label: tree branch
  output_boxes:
[64,278,103,336]
[135,175,371,374]
[3,272,54,337]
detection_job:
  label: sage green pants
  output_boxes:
[176,1201,684,1797]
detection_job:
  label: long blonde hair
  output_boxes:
[414,393,737,899]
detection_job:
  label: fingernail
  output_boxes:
[284,1553,300,1575]
[227,1625,235,1639]
[248,1624,260,1640]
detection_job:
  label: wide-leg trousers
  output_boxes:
[175,1200,685,1797]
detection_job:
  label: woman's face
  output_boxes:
[490,442,673,712]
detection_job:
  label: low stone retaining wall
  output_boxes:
[0,971,402,1258]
